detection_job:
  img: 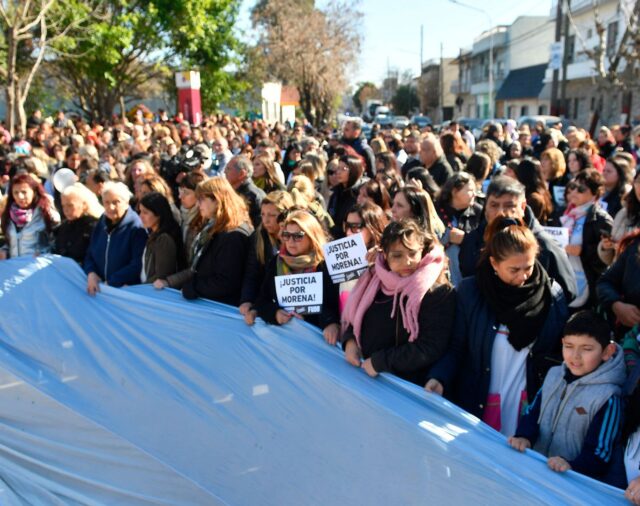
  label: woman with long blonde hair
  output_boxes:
[154,177,253,305]
[254,210,340,344]
[240,190,295,324]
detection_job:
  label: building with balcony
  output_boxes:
[463,16,553,119]
[543,0,635,128]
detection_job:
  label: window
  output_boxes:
[507,105,514,118]
[538,104,547,115]
[587,28,593,39]
[567,35,575,64]
[607,21,618,57]
[520,105,529,116]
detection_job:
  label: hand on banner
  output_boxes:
[153,279,169,290]
[344,339,362,367]
[244,309,258,326]
[323,323,339,346]
[625,477,640,505]
[239,302,252,316]
[547,456,571,473]
[87,272,101,296]
[424,379,444,396]
[361,358,378,377]
[507,437,531,453]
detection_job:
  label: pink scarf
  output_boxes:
[560,200,594,236]
[341,244,445,347]
[9,203,34,228]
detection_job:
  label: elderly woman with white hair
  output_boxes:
[54,183,103,264]
[84,181,147,295]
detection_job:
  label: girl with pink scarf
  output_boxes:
[340,220,455,386]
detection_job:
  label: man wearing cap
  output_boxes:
[224,155,265,228]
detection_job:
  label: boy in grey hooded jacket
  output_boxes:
[508,310,625,482]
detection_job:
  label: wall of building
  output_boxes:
[508,16,554,71]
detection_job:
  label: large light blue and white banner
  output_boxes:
[0,256,627,504]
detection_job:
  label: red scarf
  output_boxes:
[341,244,445,346]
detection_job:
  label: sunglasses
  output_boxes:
[282,231,306,242]
[344,222,364,232]
[327,170,336,176]
[567,182,588,193]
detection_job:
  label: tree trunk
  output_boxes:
[6,28,17,136]
[15,84,26,134]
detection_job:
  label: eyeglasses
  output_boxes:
[344,222,364,232]
[282,231,306,242]
[567,182,588,193]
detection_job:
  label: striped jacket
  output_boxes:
[515,345,625,480]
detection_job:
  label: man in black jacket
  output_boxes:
[341,119,375,178]
[459,176,577,302]
[224,155,265,229]
[419,133,454,187]
[401,131,422,178]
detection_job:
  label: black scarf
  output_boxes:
[476,259,552,351]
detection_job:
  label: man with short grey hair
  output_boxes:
[401,131,422,178]
[224,155,265,228]
[459,176,577,302]
[419,133,454,187]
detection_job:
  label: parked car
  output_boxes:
[410,115,432,129]
[517,115,563,132]
[393,116,410,129]
[374,114,394,128]
[455,117,484,134]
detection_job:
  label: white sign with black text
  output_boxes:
[323,233,369,284]
[542,226,570,248]
[275,272,323,314]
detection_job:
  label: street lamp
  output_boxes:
[449,0,494,118]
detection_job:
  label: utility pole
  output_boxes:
[420,25,424,76]
[550,0,564,116]
[560,0,571,118]
[439,42,444,123]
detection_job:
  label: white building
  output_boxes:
[542,0,634,127]
[261,82,299,126]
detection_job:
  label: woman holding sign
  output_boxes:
[341,219,455,386]
[254,210,340,345]
[560,169,612,310]
[240,190,294,325]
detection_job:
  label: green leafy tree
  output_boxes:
[391,84,419,117]
[0,0,92,134]
[53,0,243,120]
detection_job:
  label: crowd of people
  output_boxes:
[2,109,640,499]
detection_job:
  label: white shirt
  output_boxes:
[488,325,529,436]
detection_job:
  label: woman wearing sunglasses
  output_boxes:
[338,202,389,312]
[560,169,613,310]
[239,190,294,325]
[254,210,340,345]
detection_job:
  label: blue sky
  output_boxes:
[239,0,553,87]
